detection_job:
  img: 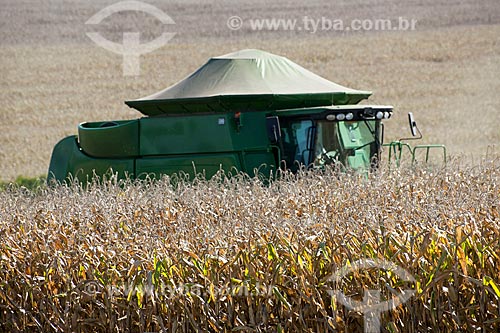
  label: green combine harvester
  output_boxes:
[48,49,445,182]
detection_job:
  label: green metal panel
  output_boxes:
[338,121,373,150]
[139,112,271,156]
[139,114,234,155]
[347,150,370,170]
[68,156,134,182]
[337,121,377,170]
[241,150,277,177]
[78,120,139,157]
[135,153,242,180]
[48,136,76,181]
[48,135,134,183]
[136,111,275,178]
[231,112,270,149]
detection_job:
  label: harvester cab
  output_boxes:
[267,105,391,172]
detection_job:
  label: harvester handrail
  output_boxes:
[383,141,413,167]
[412,144,447,164]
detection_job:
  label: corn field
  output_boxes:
[0,158,499,332]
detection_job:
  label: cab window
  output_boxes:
[280,119,314,171]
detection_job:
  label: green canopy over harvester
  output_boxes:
[125,49,371,115]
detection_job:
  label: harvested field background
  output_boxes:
[0,0,499,180]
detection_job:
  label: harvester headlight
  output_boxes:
[384,112,390,119]
[376,111,384,119]
[326,114,336,121]
[336,113,346,121]
[345,112,354,120]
